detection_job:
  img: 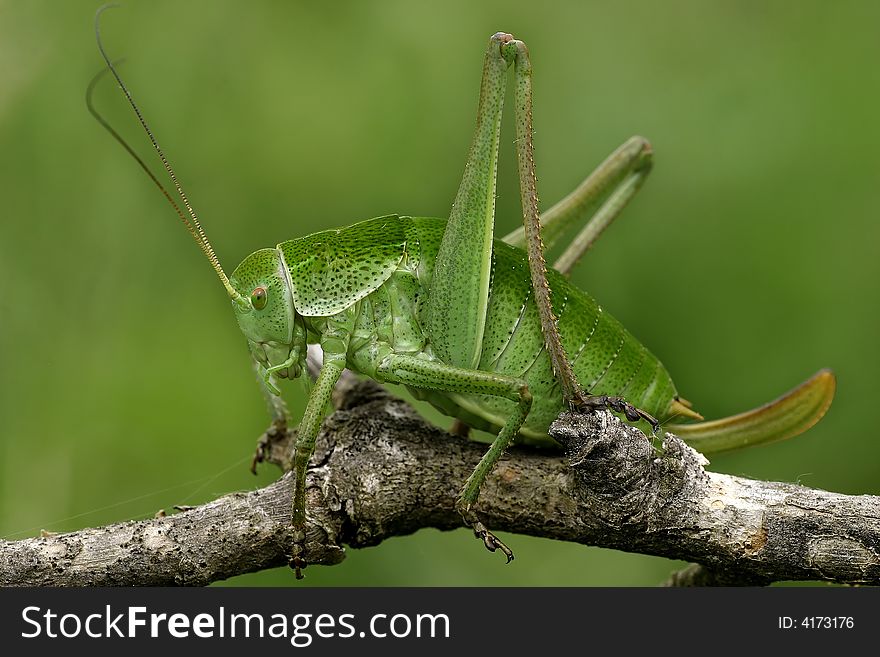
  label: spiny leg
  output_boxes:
[503,137,653,275]
[507,38,581,408]
[508,39,658,428]
[379,354,531,562]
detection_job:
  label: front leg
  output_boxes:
[288,353,344,578]
[250,359,292,474]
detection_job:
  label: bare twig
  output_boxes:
[2,379,877,586]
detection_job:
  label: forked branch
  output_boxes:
[1,377,877,586]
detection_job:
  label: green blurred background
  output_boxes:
[1,0,878,586]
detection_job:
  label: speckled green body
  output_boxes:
[230,214,677,446]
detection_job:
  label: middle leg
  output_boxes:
[379,353,531,562]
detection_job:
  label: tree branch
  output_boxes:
[2,377,878,586]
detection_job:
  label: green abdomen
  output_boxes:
[408,217,678,441]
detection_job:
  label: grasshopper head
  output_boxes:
[90,17,305,388]
[229,248,305,382]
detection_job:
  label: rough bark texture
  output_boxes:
[2,377,877,586]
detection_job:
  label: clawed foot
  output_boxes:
[289,528,307,580]
[575,393,659,433]
[471,520,515,563]
[288,557,305,580]
[457,502,515,563]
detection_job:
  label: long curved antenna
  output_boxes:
[93,4,246,307]
[87,65,189,237]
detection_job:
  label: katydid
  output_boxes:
[93,18,835,575]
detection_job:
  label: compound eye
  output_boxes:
[250,286,268,310]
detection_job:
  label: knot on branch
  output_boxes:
[551,410,710,528]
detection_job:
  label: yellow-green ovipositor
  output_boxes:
[92,12,834,572]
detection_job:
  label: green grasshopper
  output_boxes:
[93,18,835,575]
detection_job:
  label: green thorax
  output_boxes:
[277,215,412,317]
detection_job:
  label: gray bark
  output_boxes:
[1,377,877,586]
